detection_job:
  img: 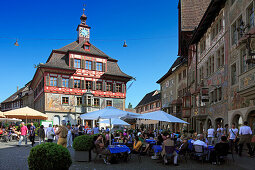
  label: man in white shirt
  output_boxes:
[228,123,238,153]
[238,121,253,156]
[193,134,208,148]
[207,126,215,145]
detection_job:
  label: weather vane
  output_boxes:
[83,4,86,14]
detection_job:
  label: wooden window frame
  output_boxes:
[77,97,82,106]
[116,84,122,93]
[106,100,112,107]
[86,81,92,89]
[96,62,103,71]
[85,60,92,70]
[74,59,81,69]
[62,97,69,105]
[96,81,102,90]
[62,78,69,88]
[50,77,57,86]
[106,83,112,92]
[94,98,100,106]
[74,79,81,88]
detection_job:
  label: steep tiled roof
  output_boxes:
[1,86,28,103]
[41,40,131,79]
[104,61,132,79]
[57,40,116,60]
[135,90,161,108]
[40,53,73,70]
[157,56,187,84]
[180,0,211,31]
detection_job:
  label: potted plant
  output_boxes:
[73,135,93,162]
[28,143,72,170]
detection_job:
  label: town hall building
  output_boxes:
[29,11,132,126]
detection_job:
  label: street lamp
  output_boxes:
[14,39,19,46]
[123,40,127,47]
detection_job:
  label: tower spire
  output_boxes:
[77,4,91,43]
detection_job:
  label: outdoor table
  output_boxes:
[152,145,162,153]
[107,145,131,154]
[208,145,214,151]
[146,139,156,144]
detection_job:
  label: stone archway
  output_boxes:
[215,118,224,128]
[247,110,255,134]
[207,118,212,129]
[232,114,243,129]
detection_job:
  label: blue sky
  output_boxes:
[0,0,179,108]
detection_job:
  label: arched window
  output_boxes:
[53,115,60,125]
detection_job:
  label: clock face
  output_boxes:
[80,28,88,37]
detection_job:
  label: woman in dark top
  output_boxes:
[156,135,163,145]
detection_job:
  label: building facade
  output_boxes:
[185,0,255,134]
[1,82,33,112]
[135,90,161,129]
[226,0,255,132]
[29,12,132,126]
[157,57,187,131]
[188,0,228,133]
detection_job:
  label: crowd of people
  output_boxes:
[0,120,254,165]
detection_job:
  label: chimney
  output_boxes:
[17,86,19,92]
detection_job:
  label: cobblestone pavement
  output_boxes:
[0,141,254,170]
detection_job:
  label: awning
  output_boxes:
[162,102,171,108]
[171,99,182,105]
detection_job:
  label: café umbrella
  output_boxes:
[3,106,48,124]
[137,110,189,124]
[80,106,139,144]
[0,111,5,118]
[0,118,22,122]
[80,106,139,120]
[97,118,130,126]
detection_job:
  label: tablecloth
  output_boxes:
[152,145,162,153]
[146,139,156,144]
[108,145,131,154]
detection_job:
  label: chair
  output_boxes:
[193,145,207,164]
[163,146,175,165]
[131,145,143,163]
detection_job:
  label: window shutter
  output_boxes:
[113,82,116,93]
[122,84,125,93]
[81,80,85,89]
[69,79,74,88]
[57,77,62,87]
[46,75,50,86]
[102,63,106,72]
[70,58,74,68]
[81,59,85,69]
[92,61,96,71]
[103,80,106,92]
[92,81,96,91]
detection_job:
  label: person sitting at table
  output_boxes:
[138,134,144,142]
[210,136,229,165]
[117,132,127,144]
[132,136,142,153]
[161,135,178,166]
[176,138,188,155]
[126,131,133,144]
[193,134,208,148]
[95,134,111,164]
[157,135,163,145]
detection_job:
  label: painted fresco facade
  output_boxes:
[226,0,255,132]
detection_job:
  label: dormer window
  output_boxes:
[85,45,90,50]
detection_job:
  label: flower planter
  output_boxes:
[74,150,91,162]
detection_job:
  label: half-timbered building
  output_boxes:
[30,12,132,126]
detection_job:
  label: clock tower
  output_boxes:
[77,8,91,43]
